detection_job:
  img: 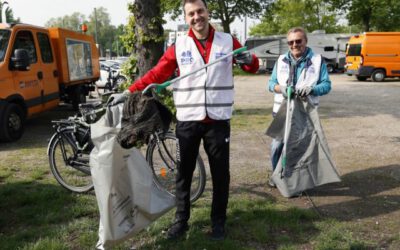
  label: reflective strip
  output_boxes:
[207,102,233,107]
[176,102,233,108]
[206,86,233,90]
[173,85,233,92]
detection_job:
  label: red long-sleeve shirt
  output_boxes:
[128,25,259,93]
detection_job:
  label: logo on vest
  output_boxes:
[215,52,228,62]
[181,51,194,65]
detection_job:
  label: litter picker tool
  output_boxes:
[280,63,295,177]
[143,46,248,94]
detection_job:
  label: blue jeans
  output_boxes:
[271,139,284,172]
[270,112,284,172]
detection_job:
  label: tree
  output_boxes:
[0,2,20,23]
[161,0,270,33]
[131,0,164,78]
[87,7,116,57]
[250,0,346,36]
[44,8,121,57]
[45,12,86,31]
[329,0,400,32]
[112,24,128,57]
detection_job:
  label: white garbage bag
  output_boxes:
[90,104,176,249]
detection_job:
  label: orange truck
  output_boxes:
[345,32,400,82]
[0,23,100,142]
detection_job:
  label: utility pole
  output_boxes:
[94,8,99,43]
[116,40,119,57]
[244,16,247,42]
[94,8,100,56]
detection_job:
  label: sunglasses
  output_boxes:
[287,39,303,46]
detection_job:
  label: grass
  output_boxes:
[0,103,396,249]
[233,66,257,76]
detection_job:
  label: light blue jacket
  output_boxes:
[268,48,331,96]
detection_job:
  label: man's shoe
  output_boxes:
[210,223,225,241]
[166,221,189,239]
[268,178,277,188]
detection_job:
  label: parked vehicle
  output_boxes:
[0,23,100,142]
[246,30,353,73]
[95,61,127,92]
[345,32,400,82]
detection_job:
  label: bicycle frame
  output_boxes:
[47,121,92,175]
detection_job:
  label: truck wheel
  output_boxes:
[72,85,86,111]
[371,69,385,82]
[0,103,25,142]
[356,76,367,81]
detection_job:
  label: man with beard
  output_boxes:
[111,0,259,241]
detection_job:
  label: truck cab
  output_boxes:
[0,23,99,142]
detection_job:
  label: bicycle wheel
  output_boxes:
[48,127,94,193]
[146,132,206,203]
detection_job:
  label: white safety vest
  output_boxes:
[273,54,322,113]
[174,32,234,121]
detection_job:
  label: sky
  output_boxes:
[8,0,258,43]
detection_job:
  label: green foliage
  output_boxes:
[158,89,176,117]
[44,7,128,57]
[250,0,347,36]
[121,55,138,83]
[328,0,400,32]
[0,2,20,23]
[347,0,400,31]
[161,0,270,33]
[129,1,165,46]
[45,12,86,31]
[120,13,136,54]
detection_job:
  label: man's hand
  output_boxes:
[234,51,253,65]
[296,86,313,97]
[280,86,294,99]
[107,90,131,106]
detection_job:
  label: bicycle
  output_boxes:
[47,100,207,202]
[47,101,103,193]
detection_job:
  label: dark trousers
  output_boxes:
[175,120,230,225]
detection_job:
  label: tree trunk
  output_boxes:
[221,19,231,33]
[363,6,372,31]
[133,0,164,78]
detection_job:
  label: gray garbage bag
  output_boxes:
[266,97,341,198]
[90,103,175,249]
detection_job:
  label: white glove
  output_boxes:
[296,86,313,97]
[107,90,131,106]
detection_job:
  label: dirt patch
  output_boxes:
[228,74,400,245]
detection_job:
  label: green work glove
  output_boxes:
[234,51,253,65]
